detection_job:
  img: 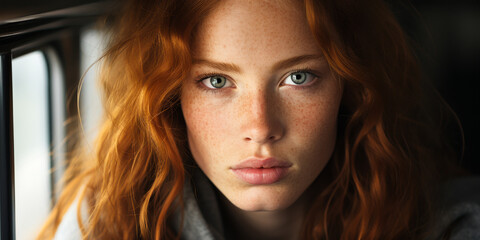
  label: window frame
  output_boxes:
[0,3,110,239]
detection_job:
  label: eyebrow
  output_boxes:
[192,59,242,73]
[272,54,324,71]
[192,54,324,73]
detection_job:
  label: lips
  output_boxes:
[231,158,292,185]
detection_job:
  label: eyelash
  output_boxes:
[194,72,234,94]
[281,68,319,88]
[194,68,320,93]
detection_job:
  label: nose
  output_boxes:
[240,90,284,144]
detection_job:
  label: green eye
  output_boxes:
[283,71,316,86]
[210,76,227,88]
[200,74,232,89]
[290,72,307,84]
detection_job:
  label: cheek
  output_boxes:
[181,94,233,167]
[282,88,341,175]
[285,92,340,143]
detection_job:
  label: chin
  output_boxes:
[224,186,301,211]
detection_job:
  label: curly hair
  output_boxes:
[38,0,460,239]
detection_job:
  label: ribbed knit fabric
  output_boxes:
[427,176,480,240]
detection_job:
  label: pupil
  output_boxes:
[292,73,306,84]
[211,76,225,88]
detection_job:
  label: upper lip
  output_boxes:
[231,157,292,169]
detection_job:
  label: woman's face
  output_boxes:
[181,0,343,211]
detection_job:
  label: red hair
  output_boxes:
[38,0,459,239]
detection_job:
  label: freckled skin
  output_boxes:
[181,0,343,212]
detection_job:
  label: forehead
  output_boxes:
[192,0,322,67]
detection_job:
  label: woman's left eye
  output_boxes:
[200,75,233,89]
[283,72,316,86]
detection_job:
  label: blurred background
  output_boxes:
[1,0,479,239]
[1,0,107,239]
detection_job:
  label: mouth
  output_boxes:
[231,158,292,185]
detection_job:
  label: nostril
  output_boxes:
[243,135,277,143]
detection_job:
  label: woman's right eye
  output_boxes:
[200,75,233,89]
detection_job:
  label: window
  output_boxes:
[12,50,51,240]
[80,27,105,145]
[0,2,109,239]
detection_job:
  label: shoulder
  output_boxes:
[172,169,225,240]
[52,191,89,240]
[430,176,480,240]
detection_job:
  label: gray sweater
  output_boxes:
[53,174,480,240]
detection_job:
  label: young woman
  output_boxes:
[38,0,480,239]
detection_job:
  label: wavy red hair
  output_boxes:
[38,0,459,239]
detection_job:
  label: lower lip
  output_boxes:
[232,167,290,185]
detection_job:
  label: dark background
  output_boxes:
[390,0,480,174]
[1,0,479,174]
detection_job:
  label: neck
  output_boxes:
[218,189,313,240]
